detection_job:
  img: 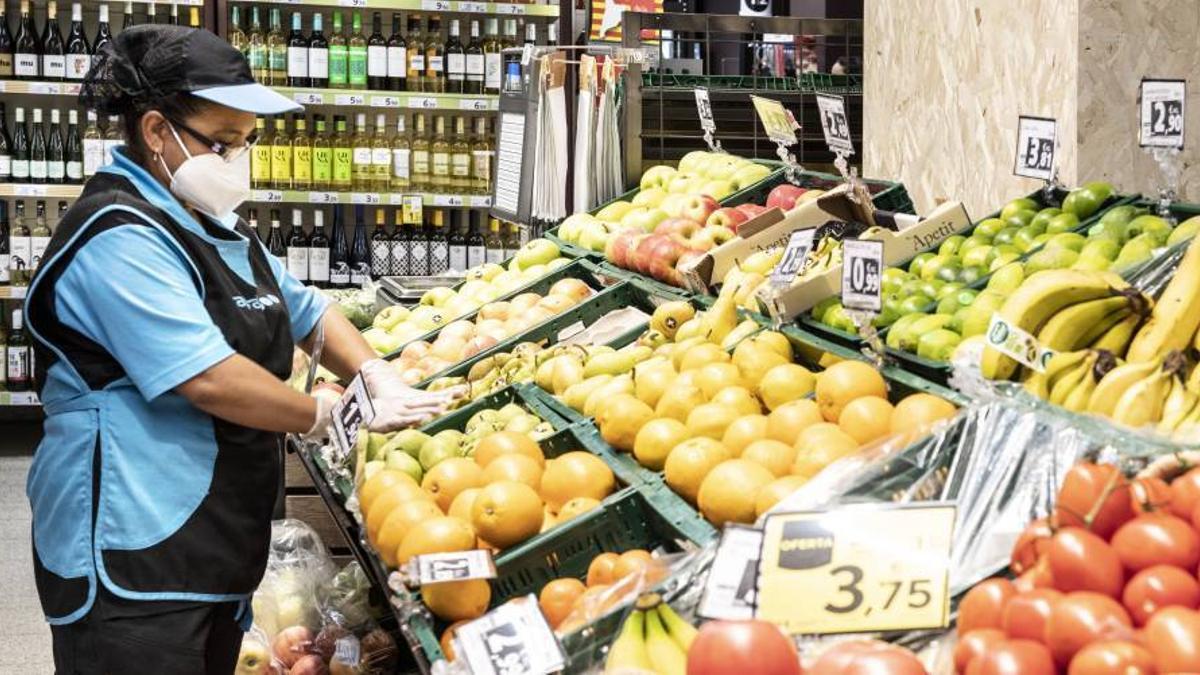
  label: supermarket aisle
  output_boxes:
[0,453,54,674]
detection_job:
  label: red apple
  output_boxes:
[632,234,664,274]
[765,184,808,211]
[655,217,703,242]
[679,194,720,223]
[288,654,328,675]
[689,225,736,251]
[272,626,314,669]
[548,277,593,304]
[605,230,643,268]
[642,235,685,280]
[734,203,769,218]
[706,207,749,232]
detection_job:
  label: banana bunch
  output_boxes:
[604,602,697,675]
[791,234,843,285]
[1024,349,1120,413]
[1125,230,1200,362]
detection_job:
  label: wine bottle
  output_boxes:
[81,109,101,177]
[101,114,120,166]
[366,11,386,90]
[408,208,429,276]
[250,116,271,189]
[424,15,444,94]
[471,116,492,195]
[10,201,30,285]
[328,11,346,88]
[168,1,179,25]
[504,220,522,258]
[427,208,448,274]
[29,108,46,184]
[247,7,267,82]
[311,114,331,190]
[465,20,484,95]
[328,206,350,287]
[265,208,286,266]
[430,115,449,193]
[11,108,29,183]
[347,11,366,90]
[385,13,405,92]
[92,4,112,55]
[291,115,311,190]
[410,113,429,191]
[349,205,369,284]
[30,200,49,271]
[484,216,503,264]
[8,309,30,393]
[40,1,65,81]
[267,8,286,86]
[229,6,246,55]
[65,109,81,183]
[331,115,351,190]
[450,115,470,193]
[390,114,409,191]
[145,0,156,25]
[0,104,12,183]
[120,0,133,31]
[405,15,424,93]
[46,108,64,183]
[371,113,389,191]
[445,19,464,94]
[14,0,39,80]
[351,112,370,191]
[0,3,14,78]
[389,209,408,276]
[483,18,501,95]
[448,209,467,272]
[307,13,328,88]
[286,208,309,283]
[369,207,389,279]
[269,116,291,189]
[64,2,88,80]
[308,208,330,288]
[0,202,10,284]
[286,11,308,88]
[246,208,260,240]
[466,211,485,268]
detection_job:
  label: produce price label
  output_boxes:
[413,549,497,585]
[1013,115,1057,181]
[698,525,763,621]
[694,87,717,133]
[770,229,815,288]
[986,313,1054,372]
[330,374,376,458]
[840,239,883,312]
[756,504,956,634]
[751,95,798,146]
[456,596,565,675]
[401,195,423,224]
[816,94,855,155]
[1139,78,1186,149]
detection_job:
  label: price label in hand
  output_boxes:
[329,374,377,458]
[840,239,883,312]
[769,229,815,289]
[457,596,566,675]
[1140,78,1186,149]
[1013,115,1057,181]
[816,94,854,156]
[413,550,497,585]
[756,504,956,635]
[751,95,798,146]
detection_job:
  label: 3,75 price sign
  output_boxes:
[755,503,955,635]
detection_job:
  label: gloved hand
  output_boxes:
[301,391,337,441]
[359,359,466,433]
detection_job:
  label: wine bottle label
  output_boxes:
[269,49,287,73]
[0,155,11,179]
[0,255,10,283]
[328,45,348,84]
[427,56,443,73]
[449,244,467,272]
[409,54,425,72]
[287,47,309,77]
[485,246,503,264]
[329,261,351,285]
[370,149,390,174]
[30,237,50,270]
[429,240,448,274]
[42,55,66,79]
[10,237,31,275]
[271,146,292,181]
[447,54,465,80]
[30,161,47,180]
[7,347,29,385]
[309,247,330,282]
[293,147,313,181]
[66,54,89,79]
[47,161,65,180]
[367,45,387,76]
[389,240,408,276]
[83,139,104,176]
[333,148,353,184]
[387,47,407,78]
[309,48,329,79]
[410,242,428,274]
[102,139,120,166]
[66,160,82,180]
[287,246,309,281]
[452,154,470,177]
[485,53,502,90]
[432,152,450,177]
[472,150,492,182]
[467,54,484,81]
[0,53,12,77]
[348,47,367,85]
[412,150,429,176]
[371,241,390,276]
[350,263,368,285]
[14,53,38,77]
[467,245,486,268]
[392,148,410,179]
[313,148,332,182]
[11,159,30,180]
[248,46,267,71]
[252,145,272,182]
[353,147,371,166]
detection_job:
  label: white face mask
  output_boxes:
[158,123,251,221]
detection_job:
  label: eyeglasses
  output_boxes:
[166,116,259,162]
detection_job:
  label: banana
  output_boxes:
[1158,371,1198,433]
[981,270,1126,380]
[644,608,688,675]
[1042,350,1089,390]
[655,604,698,652]
[1087,356,1163,417]
[1023,371,1050,399]
[1173,401,1200,443]
[1111,363,1172,428]
[605,610,654,674]
[1187,362,1200,393]
[1035,293,1142,352]
[1062,351,1117,412]
[1048,353,1095,406]
[1089,311,1143,355]
[1126,233,1200,361]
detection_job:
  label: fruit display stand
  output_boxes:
[735,169,915,216]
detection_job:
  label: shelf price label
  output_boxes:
[14,185,48,196]
[1013,115,1057,181]
[694,87,716,133]
[1140,78,1186,149]
[698,525,763,621]
[351,192,381,205]
[497,3,526,14]
[751,95,798,146]
[816,93,855,156]
[334,93,365,106]
[756,503,956,635]
[401,195,423,225]
[308,191,340,204]
[370,95,402,108]
[329,374,376,460]
[470,196,493,208]
[255,190,284,203]
[840,239,883,312]
[421,0,451,10]
[409,96,440,110]
[769,229,814,289]
[338,0,366,7]
[456,596,565,675]
[294,91,324,105]
[460,98,492,111]
[412,550,496,585]
[460,1,487,11]
[435,195,465,207]
[985,313,1054,373]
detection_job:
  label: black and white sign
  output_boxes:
[698,525,764,621]
[330,374,377,456]
[1013,115,1057,181]
[739,0,771,17]
[816,94,855,155]
[456,596,566,675]
[841,239,884,312]
[770,229,815,288]
[413,550,497,585]
[694,87,716,134]
[1140,79,1186,149]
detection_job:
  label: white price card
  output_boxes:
[770,229,815,288]
[470,196,493,208]
[815,93,855,155]
[434,194,464,207]
[329,374,376,459]
[351,192,381,205]
[294,91,324,105]
[497,3,526,13]
[1013,115,1057,181]
[409,96,439,110]
[413,550,497,585]
[308,191,340,204]
[456,596,566,675]
[338,0,366,7]
[460,1,487,11]
[840,239,884,312]
[751,95,798,146]
[334,93,365,106]
[401,195,423,225]
[1140,78,1186,149]
[698,525,763,621]
[370,95,402,108]
[694,87,716,133]
[14,185,48,196]
[460,98,492,111]
[986,313,1055,373]
[256,190,284,203]
[421,0,451,10]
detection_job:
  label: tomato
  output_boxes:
[1067,640,1155,674]
[1168,467,1200,519]
[1193,501,1200,533]
[1048,527,1125,597]
[1001,589,1061,641]
[1054,463,1134,538]
[958,579,1017,635]
[963,639,1055,675]
[1144,607,1200,672]
[686,620,801,675]
[1011,518,1054,575]
[954,629,1005,673]
[808,640,926,675]
[1122,564,1200,625]
[1013,556,1054,593]
[1044,591,1133,666]
[1131,477,1173,515]
[1111,514,1200,573]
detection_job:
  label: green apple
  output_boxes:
[1004,209,1037,229]
[920,254,951,281]
[409,305,448,331]
[595,200,636,222]
[420,286,456,307]
[974,218,1007,238]
[1071,253,1112,271]
[667,173,701,194]
[1046,232,1087,252]
[917,329,962,361]
[1062,188,1101,219]
[1012,228,1041,253]
[731,163,772,191]
[886,312,928,351]
[993,227,1020,246]
[938,235,966,257]
[936,282,966,299]
[1080,238,1120,261]
[677,150,710,174]
[881,267,909,294]
[1099,204,1142,228]
[918,279,945,299]
[823,305,856,332]
[1029,208,1062,231]
[366,432,391,462]
[639,165,677,191]
[557,213,600,243]
[882,294,904,318]
[812,296,841,323]
[1025,247,1078,274]
[579,221,610,252]
[1127,215,1172,245]
[547,258,570,271]
[514,238,562,270]
[389,429,430,458]
[1112,234,1157,270]
[958,265,986,285]
[632,187,668,207]
[907,252,937,278]
[936,294,963,315]
[372,305,411,331]
[362,328,403,355]
[898,294,934,315]
[989,252,1022,271]
[935,261,963,283]
[1045,212,1080,234]
[1001,198,1039,221]
[385,450,424,484]
[466,262,505,282]
[958,236,990,258]
[620,207,669,233]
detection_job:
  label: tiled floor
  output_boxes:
[0,454,54,675]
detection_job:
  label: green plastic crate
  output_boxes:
[728,168,915,215]
[418,382,575,437]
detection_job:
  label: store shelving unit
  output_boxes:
[249,188,491,206]
[0,80,84,96]
[275,86,498,111]
[239,0,556,15]
[0,183,85,199]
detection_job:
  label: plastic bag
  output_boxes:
[312,560,401,674]
[251,519,339,646]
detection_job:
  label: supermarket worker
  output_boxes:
[24,25,461,673]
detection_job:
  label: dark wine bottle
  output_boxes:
[0,2,16,78]
[408,210,429,276]
[349,204,370,284]
[41,0,65,81]
[328,206,350,288]
[64,2,88,80]
[308,209,330,288]
[427,208,448,274]
[29,108,46,184]
[286,208,309,283]
[45,108,64,183]
[466,210,485,268]
[370,208,390,278]
[286,11,308,88]
[389,210,408,276]
[307,13,328,88]
[11,108,29,183]
[0,104,12,183]
[385,13,405,92]
[13,0,39,80]
[366,11,386,91]
[444,19,464,94]
[92,4,112,55]
[448,209,467,272]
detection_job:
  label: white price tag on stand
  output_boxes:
[1013,115,1057,181]
[412,550,496,585]
[815,94,855,156]
[769,229,815,289]
[329,374,376,457]
[840,239,883,312]
[694,87,721,152]
[698,525,763,620]
[1140,78,1186,149]
[456,596,566,675]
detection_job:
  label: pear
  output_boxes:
[384,450,424,484]
[366,432,392,462]
[551,357,585,395]
[650,301,696,339]
[495,404,525,425]
[563,374,612,412]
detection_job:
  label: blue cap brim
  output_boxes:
[191,83,303,115]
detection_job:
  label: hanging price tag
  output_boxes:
[402,195,424,225]
[840,239,883,312]
[456,596,566,675]
[751,95,798,145]
[412,550,497,585]
[1013,115,1057,181]
[329,374,377,459]
[769,229,815,289]
[698,525,763,621]
[985,313,1055,373]
[694,87,716,133]
[1140,78,1186,149]
[308,191,340,204]
[756,503,956,635]
[815,94,855,156]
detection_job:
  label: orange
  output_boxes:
[722,415,769,457]
[663,437,732,505]
[815,360,888,421]
[758,363,817,411]
[471,481,544,549]
[731,340,789,386]
[473,430,545,468]
[482,453,543,489]
[440,620,470,661]
[538,578,587,628]
[422,457,485,512]
[558,497,601,522]
[766,399,824,444]
[792,423,859,478]
[586,552,620,586]
[611,549,653,582]
[596,394,655,453]
[710,386,762,417]
[697,459,775,526]
[695,362,746,399]
[359,470,418,517]
[890,393,957,434]
[685,402,742,440]
[447,488,481,523]
[754,475,809,518]
[365,480,434,541]
[557,583,614,634]
[421,578,491,622]
[374,499,443,567]
[540,451,616,513]
[633,418,690,471]
[740,439,798,478]
[838,396,895,445]
[396,516,476,565]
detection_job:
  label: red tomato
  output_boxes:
[686,620,801,675]
[1044,591,1133,666]
[1131,477,1173,515]
[1011,518,1054,575]
[1001,589,1061,641]
[963,639,1055,675]
[808,640,926,675]
[1067,640,1155,675]
[1168,467,1200,520]
[1013,556,1055,593]
[954,629,1005,674]
[1122,564,1200,626]
[1144,607,1200,672]
[1054,463,1134,538]
[1111,514,1200,573]
[958,579,1017,636]
[1192,501,1200,533]
[1048,527,1125,597]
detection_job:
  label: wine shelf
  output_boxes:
[0,184,85,198]
[248,189,491,206]
[276,87,498,111]
[0,286,28,300]
[0,392,40,406]
[0,80,84,97]
[230,0,558,17]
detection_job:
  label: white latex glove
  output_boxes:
[360,359,466,432]
[301,392,337,441]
